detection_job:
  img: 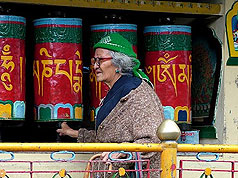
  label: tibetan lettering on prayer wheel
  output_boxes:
[90,24,137,122]
[0,15,26,120]
[33,18,83,121]
[144,25,192,124]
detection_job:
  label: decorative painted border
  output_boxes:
[226,1,238,65]
[35,103,83,121]
[0,100,25,120]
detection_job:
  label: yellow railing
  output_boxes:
[0,120,237,178]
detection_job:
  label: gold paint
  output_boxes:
[158,64,178,96]
[34,48,83,97]
[33,60,40,95]
[20,57,23,92]
[1,45,15,91]
[1,56,15,72]
[0,104,12,118]
[40,48,52,58]
[89,65,103,100]
[178,64,190,93]
[0,169,6,177]
[2,44,10,55]
[75,107,82,119]
[75,50,81,60]
[146,64,191,97]
[99,81,101,99]
[145,66,152,74]
[90,110,95,122]
[41,60,53,96]
[1,73,13,91]
[174,106,190,122]
[226,2,238,58]
[74,57,83,98]
[158,53,178,64]
[55,59,73,92]
[205,168,212,176]
[119,167,126,176]
[189,54,192,62]
[59,169,67,177]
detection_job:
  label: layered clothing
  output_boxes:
[78,75,164,177]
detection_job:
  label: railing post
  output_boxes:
[157,120,181,178]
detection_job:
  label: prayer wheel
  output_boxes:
[33,18,83,121]
[90,24,137,122]
[0,15,26,120]
[144,25,192,124]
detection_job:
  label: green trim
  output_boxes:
[0,117,24,120]
[226,57,238,65]
[90,31,137,46]
[144,34,191,51]
[35,27,82,43]
[0,24,25,39]
[193,125,217,139]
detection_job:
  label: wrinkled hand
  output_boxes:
[56,122,79,138]
[100,152,126,163]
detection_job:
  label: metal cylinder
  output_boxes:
[0,15,26,120]
[144,25,192,124]
[33,18,83,121]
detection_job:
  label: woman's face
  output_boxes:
[93,48,120,87]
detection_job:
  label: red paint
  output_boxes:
[171,164,176,171]
[34,42,83,105]
[144,50,191,107]
[0,39,25,102]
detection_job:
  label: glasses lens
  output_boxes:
[91,57,112,66]
[91,58,96,65]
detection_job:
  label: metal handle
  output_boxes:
[196,152,219,162]
[50,151,75,161]
[0,151,14,161]
[109,151,132,161]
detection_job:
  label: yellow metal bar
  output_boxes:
[0,143,238,153]
[0,142,163,152]
[161,142,177,178]
[0,0,223,15]
[177,144,238,153]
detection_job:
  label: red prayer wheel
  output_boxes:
[89,24,137,122]
[33,18,83,121]
[0,15,26,120]
[144,25,192,124]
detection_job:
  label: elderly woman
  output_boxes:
[57,33,164,177]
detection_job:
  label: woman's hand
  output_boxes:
[56,122,79,138]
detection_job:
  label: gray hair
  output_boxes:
[109,51,135,75]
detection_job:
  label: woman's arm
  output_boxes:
[56,122,97,142]
[56,122,79,138]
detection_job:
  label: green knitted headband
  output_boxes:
[93,33,153,87]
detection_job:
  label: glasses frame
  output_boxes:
[91,57,113,66]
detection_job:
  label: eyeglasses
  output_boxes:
[91,57,113,66]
